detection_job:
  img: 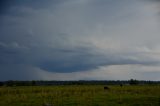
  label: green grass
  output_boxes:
[0,85,160,106]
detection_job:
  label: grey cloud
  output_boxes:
[0,0,160,80]
[0,64,42,81]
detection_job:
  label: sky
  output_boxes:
[0,0,160,81]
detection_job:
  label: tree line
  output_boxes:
[0,79,160,86]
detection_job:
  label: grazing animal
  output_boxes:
[104,86,109,90]
[120,84,123,87]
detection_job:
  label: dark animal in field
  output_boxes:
[104,86,110,90]
[120,84,123,87]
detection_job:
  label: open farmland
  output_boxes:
[0,85,160,106]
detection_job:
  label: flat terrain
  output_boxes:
[0,85,160,106]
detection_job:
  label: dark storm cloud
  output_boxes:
[0,64,38,81]
[0,40,158,73]
[0,0,160,80]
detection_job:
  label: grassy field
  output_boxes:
[0,85,160,106]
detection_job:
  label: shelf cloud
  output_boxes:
[0,0,160,80]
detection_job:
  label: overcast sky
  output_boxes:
[0,0,160,81]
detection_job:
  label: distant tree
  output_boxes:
[31,80,36,86]
[6,80,14,86]
[0,82,3,86]
[129,79,139,85]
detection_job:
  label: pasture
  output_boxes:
[0,85,160,106]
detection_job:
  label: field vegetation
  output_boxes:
[0,85,160,106]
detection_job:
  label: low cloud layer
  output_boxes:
[0,0,160,80]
